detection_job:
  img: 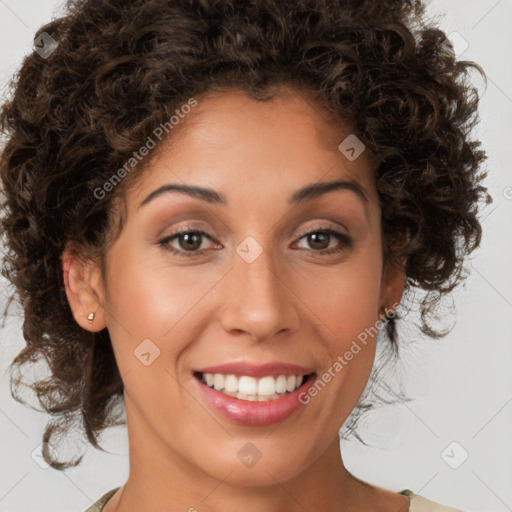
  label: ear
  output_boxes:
[378,255,407,319]
[61,244,107,332]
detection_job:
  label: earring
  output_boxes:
[87,312,95,322]
[380,306,393,321]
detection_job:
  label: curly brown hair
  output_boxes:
[0,0,491,469]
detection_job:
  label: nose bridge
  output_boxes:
[219,236,298,341]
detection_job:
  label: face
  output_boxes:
[65,87,405,487]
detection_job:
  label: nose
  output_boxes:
[219,241,300,343]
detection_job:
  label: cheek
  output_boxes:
[103,246,226,369]
[296,256,382,348]
[323,280,381,344]
[106,243,202,325]
[296,248,382,407]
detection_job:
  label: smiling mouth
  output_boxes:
[193,371,316,402]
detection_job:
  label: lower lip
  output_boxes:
[195,374,316,426]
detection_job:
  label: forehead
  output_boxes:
[166,87,366,157]
[126,88,376,208]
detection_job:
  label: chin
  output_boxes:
[192,443,312,488]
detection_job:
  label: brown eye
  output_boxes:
[158,229,218,258]
[176,232,203,251]
[294,228,353,255]
[306,231,330,250]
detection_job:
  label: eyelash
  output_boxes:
[157,226,352,259]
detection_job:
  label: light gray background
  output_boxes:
[0,1,511,511]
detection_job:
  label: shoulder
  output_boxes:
[84,488,120,512]
[401,489,465,512]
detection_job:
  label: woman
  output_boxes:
[0,0,491,510]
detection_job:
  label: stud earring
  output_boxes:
[380,306,393,321]
[87,312,95,322]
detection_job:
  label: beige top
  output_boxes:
[84,488,464,511]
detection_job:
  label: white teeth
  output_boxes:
[258,376,276,396]
[213,374,225,391]
[200,372,309,401]
[275,375,288,394]
[238,376,257,395]
[224,374,238,393]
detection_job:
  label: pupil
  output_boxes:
[181,233,201,251]
[309,232,329,250]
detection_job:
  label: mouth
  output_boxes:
[193,371,316,402]
[192,368,317,426]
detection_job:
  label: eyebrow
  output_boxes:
[138,179,369,209]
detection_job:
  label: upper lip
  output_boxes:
[193,361,316,378]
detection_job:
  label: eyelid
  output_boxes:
[157,222,352,259]
[158,221,348,245]
[293,225,353,253]
[295,222,348,239]
[158,228,217,249]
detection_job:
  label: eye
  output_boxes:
[293,227,353,255]
[157,229,219,258]
[157,226,353,259]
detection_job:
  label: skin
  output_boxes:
[63,87,409,512]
